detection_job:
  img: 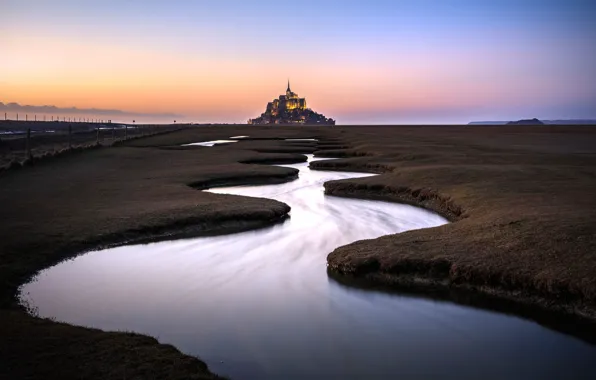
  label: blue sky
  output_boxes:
[2,0,595,123]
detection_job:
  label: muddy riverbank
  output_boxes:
[0,126,330,379]
[319,126,596,324]
[2,124,596,378]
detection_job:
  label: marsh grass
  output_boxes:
[2,124,596,378]
[0,125,323,379]
[318,126,596,324]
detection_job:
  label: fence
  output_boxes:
[0,123,187,170]
[3,112,114,123]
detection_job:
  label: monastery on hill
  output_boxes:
[248,81,335,125]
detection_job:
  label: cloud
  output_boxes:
[0,102,182,118]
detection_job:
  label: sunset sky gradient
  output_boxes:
[2,0,596,124]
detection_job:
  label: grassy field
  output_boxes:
[317,125,596,322]
[0,125,329,379]
[1,124,595,378]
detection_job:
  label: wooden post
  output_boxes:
[26,128,32,160]
[68,125,72,149]
[4,112,6,120]
[26,114,28,121]
[34,115,37,121]
[124,124,127,139]
[16,113,18,121]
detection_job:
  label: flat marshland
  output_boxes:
[317,126,596,318]
[0,124,595,378]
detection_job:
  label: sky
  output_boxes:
[1,0,596,124]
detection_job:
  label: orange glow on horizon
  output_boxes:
[2,31,587,123]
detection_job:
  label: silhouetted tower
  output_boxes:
[286,79,292,98]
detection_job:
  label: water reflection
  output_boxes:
[19,155,596,379]
[183,139,238,146]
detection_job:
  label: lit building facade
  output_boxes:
[265,81,307,116]
[248,81,334,125]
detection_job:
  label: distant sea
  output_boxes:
[469,119,596,125]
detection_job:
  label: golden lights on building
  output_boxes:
[265,81,307,115]
[248,81,335,125]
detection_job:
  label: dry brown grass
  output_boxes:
[0,125,327,379]
[316,126,596,323]
[2,123,595,378]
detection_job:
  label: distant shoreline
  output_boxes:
[469,119,596,125]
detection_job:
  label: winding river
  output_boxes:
[20,154,596,379]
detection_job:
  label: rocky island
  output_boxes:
[507,118,545,125]
[248,81,335,125]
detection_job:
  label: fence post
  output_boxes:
[34,115,37,121]
[26,114,28,121]
[4,112,6,120]
[124,124,127,139]
[26,128,32,160]
[69,124,72,149]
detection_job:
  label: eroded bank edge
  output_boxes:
[327,269,596,345]
[11,140,324,304]
[309,143,596,339]
[7,139,326,379]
